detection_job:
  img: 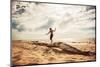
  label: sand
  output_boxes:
[12,40,96,66]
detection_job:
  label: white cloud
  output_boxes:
[12,1,96,41]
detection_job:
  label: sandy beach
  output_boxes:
[12,40,96,66]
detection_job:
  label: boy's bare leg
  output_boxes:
[51,39,53,44]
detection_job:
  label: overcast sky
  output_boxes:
[12,1,96,41]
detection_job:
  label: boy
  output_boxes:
[46,28,56,44]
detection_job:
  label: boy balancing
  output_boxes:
[46,28,56,44]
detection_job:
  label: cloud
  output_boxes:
[12,19,18,29]
[86,6,96,11]
[81,26,95,31]
[12,1,96,41]
[12,19,26,32]
[34,18,55,31]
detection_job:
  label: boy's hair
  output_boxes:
[49,28,52,30]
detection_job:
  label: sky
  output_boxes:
[12,1,96,42]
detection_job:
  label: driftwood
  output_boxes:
[32,41,95,56]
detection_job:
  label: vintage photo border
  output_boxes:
[10,0,96,67]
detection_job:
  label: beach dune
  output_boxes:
[12,40,96,66]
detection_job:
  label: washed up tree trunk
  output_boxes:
[32,41,95,56]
